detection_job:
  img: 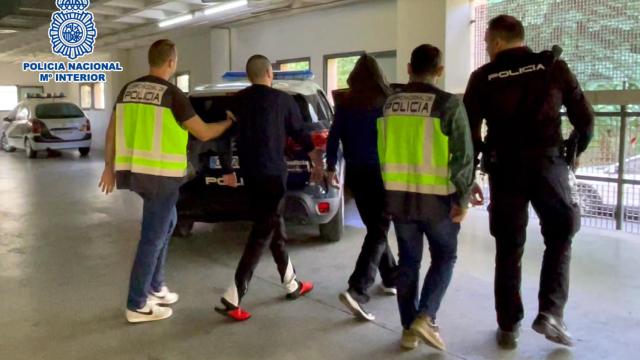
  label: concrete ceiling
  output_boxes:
[0,0,361,62]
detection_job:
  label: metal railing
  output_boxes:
[476,90,640,234]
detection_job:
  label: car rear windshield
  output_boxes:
[191,92,333,129]
[35,103,84,119]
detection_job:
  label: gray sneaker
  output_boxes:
[410,315,446,351]
[532,313,574,347]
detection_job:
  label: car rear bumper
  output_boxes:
[283,190,341,225]
[31,135,91,151]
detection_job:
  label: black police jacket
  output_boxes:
[463,47,594,167]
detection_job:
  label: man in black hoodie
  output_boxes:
[215,55,324,321]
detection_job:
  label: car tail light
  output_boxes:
[311,130,329,150]
[28,119,46,134]
[317,202,331,214]
[81,118,91,132]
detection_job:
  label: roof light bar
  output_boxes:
[222,70,315,81]
[158,14,193,28]
[204,0,248,16]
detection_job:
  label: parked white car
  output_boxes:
[576,155,640,221]
[0,94,91,158]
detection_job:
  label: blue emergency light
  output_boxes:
[222,70,315,81]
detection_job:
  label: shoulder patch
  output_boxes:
[384,93,435,117]
[122,82,168,106]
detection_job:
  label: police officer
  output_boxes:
[463,15,594,348]
[99,39,234,323]
[379,44,474,351]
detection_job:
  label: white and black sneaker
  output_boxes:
[339,291,375,321]
[380,284,397,296]
[125,302,173,323]
[148,286,179,306]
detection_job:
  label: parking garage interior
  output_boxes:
[1,0,639,359]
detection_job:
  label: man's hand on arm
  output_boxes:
[308,148,324,185]
[324,170,340,189]
[450,204,468,224]
[470,182,485,206]
[183,111,235,142]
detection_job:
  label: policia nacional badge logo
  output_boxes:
[49,0,97,61]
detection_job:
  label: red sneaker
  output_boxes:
[215,298,252,321]
[286,280,314,300]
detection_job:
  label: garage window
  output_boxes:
[18,86,44,100]
[324,51,397,106]
[274,57,311,71]
[171,72,190,94]
[0,85,18,111]
[80,83,105,110]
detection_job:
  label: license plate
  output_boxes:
[210,156,240,169]
[287,160,310,173]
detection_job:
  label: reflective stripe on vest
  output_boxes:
[377,92,454,196]
[115,102,188,178]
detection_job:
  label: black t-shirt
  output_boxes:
[114,75,196,196]
[226,84,315,178]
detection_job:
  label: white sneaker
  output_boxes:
[380,284,397,296]
[126,302,173,323]
[339,291,375,321]
[148,286,179,305]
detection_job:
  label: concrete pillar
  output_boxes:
[396,0,473,93]
[210,28,231,84]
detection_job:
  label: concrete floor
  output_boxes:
[1,150,639,360]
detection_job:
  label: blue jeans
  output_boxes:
[127,190,178,310]
[394,214,460,329]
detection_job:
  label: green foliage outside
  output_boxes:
[484,0,640,164]
[279,61,310,71]
[335,56,360,90]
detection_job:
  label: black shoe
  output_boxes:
[532,313,574,347]
[496,327,520,349]
[339,291,375,321]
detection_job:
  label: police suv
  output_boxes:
[1,93,91,158]
[174,70,345,242]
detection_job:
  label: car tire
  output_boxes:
[79,147,90,156]
[173,219,194,238]
[1,133,15,152]
[25,139,37,159]
[319,190,344,242]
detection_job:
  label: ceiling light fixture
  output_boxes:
[0,29,18,34]
[158,14,194,28]
[203,0,248,16]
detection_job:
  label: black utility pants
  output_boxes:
[346,164,397,303]
[488,155,581,331]
[234,175,292,303]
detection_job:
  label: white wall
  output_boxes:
[125,30,217,91]
[229,0,397,88]
[0,64,58,119]
[444,0,473,93]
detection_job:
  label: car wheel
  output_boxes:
[173,219,194,238]
[319,190,344,242]
[25,139,37,159]
[1,133,15,152]
[79,147,90,156]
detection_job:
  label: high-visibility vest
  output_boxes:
[114,81,188,178]
[377,92,455,196]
